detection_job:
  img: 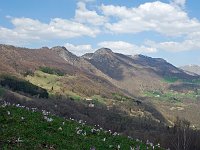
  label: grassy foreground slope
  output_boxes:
[0,103,162,150]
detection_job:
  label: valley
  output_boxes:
[0,44,200,149]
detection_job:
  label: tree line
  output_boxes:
[0,75,48,98]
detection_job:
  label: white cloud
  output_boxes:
[1,0,200,55]
[171,0,186,8]
[0,27,38,45]
[64,41,157,56]
[98,41,157,55]
[146,38,200,52]
[64,43,94,56]
[77,0,95,2]
[75,2,107,26]
[74,0,200,54]
[188,31,200,39]
[101,1,200,36]
[0,17,100,45]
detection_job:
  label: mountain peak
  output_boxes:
[51,46,74,56]
[51,46,79,63]
[95,48,113,55]
[51,46,68,51]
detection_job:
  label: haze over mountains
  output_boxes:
[181,65,200,75]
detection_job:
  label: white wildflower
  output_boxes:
[109,145,113,148]
[113,132,118,136]
[82,132,86,136]
[157,143,160,147]
[77,129,82,135]
[130,146,134,150]
[7,111,11,115]
[91,128,97,133]
[58,127,62,131]
[44,116,53,122]
[76,127,80,130]
[16,137,23,143]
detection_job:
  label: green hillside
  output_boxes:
[0,102,162,150]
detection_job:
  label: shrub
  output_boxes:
[0,87,5,97]
[39,66,65,76]
[163,76,179,83]
[0,75,48,98]
[22,70,34,77]
[112,93,131,101]
[69,95,81,101]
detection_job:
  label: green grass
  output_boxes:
[144,91,159,97]
[163,76,179,83]
[91,95,106,104]
[144,90,198,102]
[163,76,200,84]
[26,71,85,101]
[183,78,200,84]
[112,93,131,101]
[0,87,5,97]
[25,71,62,93]
[39,66,65,76]
[0,105,163,150]
[69,94,81,101]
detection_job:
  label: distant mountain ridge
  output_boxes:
[83,47,199,95]
[180,65,200,75]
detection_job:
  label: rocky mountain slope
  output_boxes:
[1,44,199,97]
[1,44,200,149]
[82,48,199,95]
[0,44,123,98]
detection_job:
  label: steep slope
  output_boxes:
[51,46,112,77]
[1,44,200,150]
[0,44,77,75]
[1,103,162,150]
[0,44,172,127]
[0,44,125,98]
[131,54,194,79]
[82,48,200,95]
[83,48,127,80]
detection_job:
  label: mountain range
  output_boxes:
[181,65,200,75]
[1,44,200,121]
[1,44,200,149]
[1,44,199,97]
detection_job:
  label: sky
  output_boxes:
[0,0,200,66]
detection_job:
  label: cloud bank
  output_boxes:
[0,0,200,55]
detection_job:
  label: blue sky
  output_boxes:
[0,0,200,66]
